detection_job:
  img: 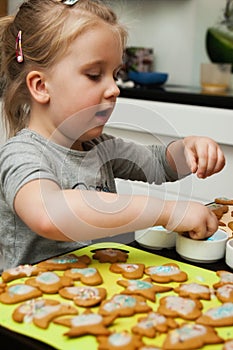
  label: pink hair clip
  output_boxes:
[16,30,24,63]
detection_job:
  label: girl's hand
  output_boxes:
[183,136,225,178]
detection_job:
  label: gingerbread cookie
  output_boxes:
[223,339,233,350]
[215,197,233,205]
[132,311,178,338]
[64,267,103,285]
[144,263,188,283]
[54,309,116,337]
[196,302,233,327]
[162,323,223,350]
[37,253,91,270]
[215,284,233,303]
[207,202,229,220]
[92,248,128,263]
[0,282,6,293]
[0,284,42,304]
[99,294,152,318]
[110,263,145,279]
[158,295,203,320]
[12,298,77,329]
[25,271,73,294]
[174,282,211,300]
[59,286,107,307]
[213,270,233,289]
[97,331,143,350]
[1,264,45,283]
[117,278,172,302]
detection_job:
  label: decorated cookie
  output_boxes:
[25,271,73,294]
[92,248,128,263]
[144,263,188,283]
[208,202,229,220]
[12,298,77,329]
[54,309,116,337]
[59,286,107,307]
[99,294,152,318]
[213,270,233,289]
[110,263,145,279]
[196,302,233,327]
[132,311,178,338]
[158,295,203,320]
[215,284,233,303]
[0,282,6,293]
[174,282,211,300]
[37,253,91,270]
[162,323,223,350]
[117,278,172,302]
[97,330,143,350]
[0,284,42,304]
[223,339,233,350]
[64,267,103,285]
[1,264,45,283]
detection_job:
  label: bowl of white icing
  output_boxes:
[135,226,176,250]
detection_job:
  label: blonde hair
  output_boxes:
[0,0,128,137]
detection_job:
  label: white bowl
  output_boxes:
[225,238,233,269]
[135,226,176,250]
[176,229,228,263]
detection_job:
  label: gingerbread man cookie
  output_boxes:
[59,286,107,307]
[215,284,233,303]
[117,278,172,302]
[25,271,73,294]
[54,309,116,337]
[158,295,203,320]
[110,263,145,279]
[64,267,103,285]
[37,253,91,270]
[92,248,128,263]
[162,323,223,350]
[132,311,178,338]
[99,294,152,318]
[12,298,77,329]
[213,270,233,289]
[144,263,188,283]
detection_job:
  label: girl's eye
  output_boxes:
[87,74,102,81]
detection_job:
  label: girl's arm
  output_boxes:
[14,178,218,242]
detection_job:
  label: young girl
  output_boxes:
[0,0,225,270]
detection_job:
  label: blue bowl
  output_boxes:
[128,71,168,85]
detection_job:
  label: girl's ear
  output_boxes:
[26,71,50,104]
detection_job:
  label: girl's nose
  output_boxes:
[104,81,120,100]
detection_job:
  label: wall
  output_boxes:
[8,0,226,86]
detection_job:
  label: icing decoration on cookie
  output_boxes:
[92,248,128,263]
[59,286,107,307]
[37,253,91,270]
[196,302,233,327]
[144,263,188,283]
[117,278,172,302]
[163,323,223,349]
[174,282,211,300]
[25,271,73,294]
[158,295,203,320]
[1,264,45,283]
[12,298,77,329]
[99,294,152,317]
[132,311,178,338]
[110,263,145,279]
[64,267,103,285]
[0,284,42,304]
[213,271,233,289]
[97,330,143,350]
[216,284,233,303]
[54,309,116,337]
[223,339,233,350]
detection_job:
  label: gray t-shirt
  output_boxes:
[0,129,178,270]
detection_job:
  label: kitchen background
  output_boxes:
[8,0,228,87]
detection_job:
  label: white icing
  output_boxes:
[36,272,60,284]
[170,324,206,344]
[148,265,180,276]
[165,296,196,315]
[71,314,102,326]
[180,283,209,294]
[109,332,131,346]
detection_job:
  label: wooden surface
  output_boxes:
[0,0,8,17]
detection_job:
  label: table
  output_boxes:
[0,241,232,349]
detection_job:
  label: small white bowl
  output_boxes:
[225,238,233,269]
[135,226,176,250]
[176,229,228,263]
